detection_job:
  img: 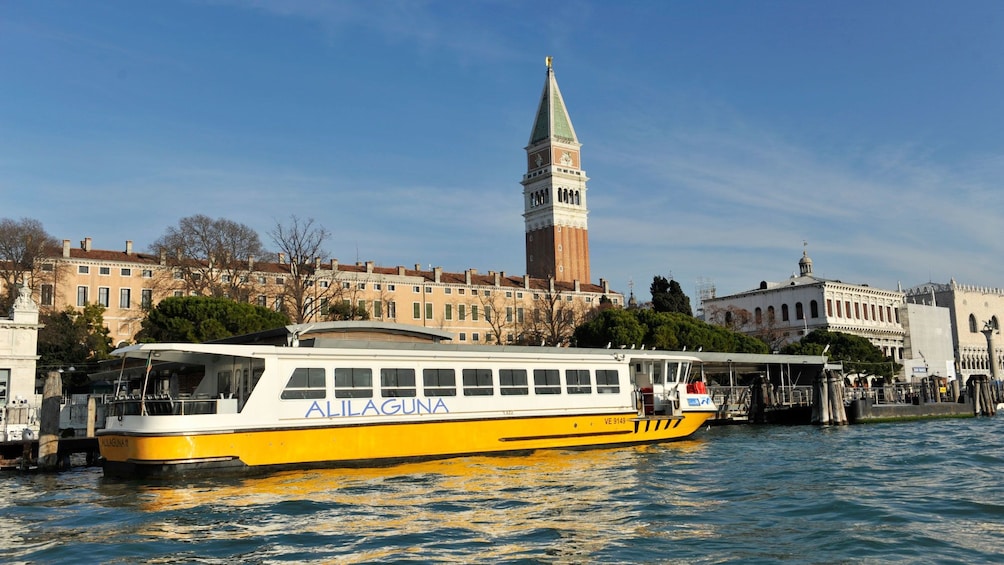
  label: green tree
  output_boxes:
[573,308,646,348]
[328,300,371,321]
[782,329,898,379]
[573,308,768,353]
[650,275,692,316]
[138,296,289,343]
[37,304,114,392]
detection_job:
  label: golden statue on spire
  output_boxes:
[546,56,553,68]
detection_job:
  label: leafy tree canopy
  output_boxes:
[37,304,114,392]
[782,329,898,378]
[573,308,768,353]
[650,275,692,316]
[138,296,289,343]
[328,300,370,321]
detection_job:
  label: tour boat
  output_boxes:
[98,334,716,477]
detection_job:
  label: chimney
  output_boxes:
[433,267,442,283]
[600,278,609,294]
[494,272,502,286]
[248,256,255,270]
[81,237,92,252]
[415,263,422,272]
[125,240,133,254]
[278,252,285,264]
[465,270,472,285]
[573,280,581,292]
[315,257,321,269]
[366,261,374,273]
[159,250,166,266]
[523,275,531,289]
[330,259,339,270]
[397,266,406,276]
[62,240,71,258]
[549,277,555,292]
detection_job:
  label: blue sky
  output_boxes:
[4,1,1004,304]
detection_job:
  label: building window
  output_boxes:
[78,266,89,274]
[119,288,131,309]
[970,314,978,333]
[40,284,54,306]
[373,283,381,291]
[795,302,804,320]
[142,289,153,309]
[887,306,893,323]
[274,296,283,311]
[97,287,110,307]
[459,332,467,341]
[425,302,433,320]
[516,308,524,324]
[458,288,465,295]
[810,300,819,318]
[413,302,421,319]
[142,269,153,278]
[373,300,383,318]
[845,301,852,319]
[781,304,789,322]
[342,282,351,289]
[458,304,466,321]
[275,277,284,285]
[257,295,267,308]
[388,284,396,291]
[754,307,762,325]
[767,306,775,322]
[506,307,513,323]
[854,303,860,319]
[871,304,877,320]
[425,286,432,293]
[826,299,833,317]
[445,304,453,321]
[174,290,184,297]
[472,305,479,321]
[357,283,366,290]
[120,268,132,277]
[413,286,421,293]
[387,301,396,319]
[863,303,869,320]
[77,286,88,306]
[879,306,884,322]
[444,288,452,295]
[472,332,480,342]
[99,267,110,276]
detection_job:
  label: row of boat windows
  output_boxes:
[281,367,622,400]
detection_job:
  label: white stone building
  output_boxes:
[0,285,42,440]
[905,280,1004,380]
[702,251,907,359]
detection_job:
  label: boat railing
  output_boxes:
[106,394,232,417]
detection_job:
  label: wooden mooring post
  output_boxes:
[37,370,62,472]
[811,369,848,425]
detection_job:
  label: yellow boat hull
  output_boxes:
[99,411,714,476]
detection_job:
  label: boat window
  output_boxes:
[533,369,561,395]
[334,368,373,398]
[666,362,681,383]
[423,368,457,397]
[380,368,416,398]
[462,368,494,396]
[596,370,620,394]
[565,369,591,394]
[281,368,326,400]
[499,369,528,395]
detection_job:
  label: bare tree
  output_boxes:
[526,287,586,346]
[0,217,59,311]
[478,288,510,345]
[152,215,265,299]
[269,216,332,324]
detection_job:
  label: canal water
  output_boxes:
[2,417,1002,563]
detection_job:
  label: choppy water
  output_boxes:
[2,418,1003,564]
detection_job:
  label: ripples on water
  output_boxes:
[2,418,1003,564]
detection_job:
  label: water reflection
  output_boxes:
[121,443,710,562]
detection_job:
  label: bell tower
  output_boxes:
[522,57,590,283]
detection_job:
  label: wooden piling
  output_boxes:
[37,370,62,472]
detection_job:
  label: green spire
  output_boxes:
[529,59,578,145]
